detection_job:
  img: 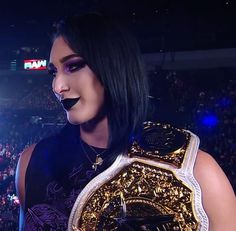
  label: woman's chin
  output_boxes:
[66,114,93,125]
[66,110,106,126]
[66,115,83,125]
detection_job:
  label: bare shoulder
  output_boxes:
[15,144,36,207]
[194,150,236,230]
[194,150,235,193]
[18,144,36,166]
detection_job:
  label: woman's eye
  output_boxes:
[65,60,86,73]
[48,68,57,78]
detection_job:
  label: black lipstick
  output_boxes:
[61,97,80,110]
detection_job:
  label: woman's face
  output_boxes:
[49,36,105,125]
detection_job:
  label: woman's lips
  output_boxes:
[61,97,80,110]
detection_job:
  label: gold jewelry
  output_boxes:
[80,139,107,171]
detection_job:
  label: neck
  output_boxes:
[80,116,109,148]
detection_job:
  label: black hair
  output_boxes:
[53,13,149,154]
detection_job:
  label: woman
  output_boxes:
[16,13,236,231]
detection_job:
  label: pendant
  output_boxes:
[92,156,103,171]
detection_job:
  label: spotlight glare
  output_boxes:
[201,114,218,127]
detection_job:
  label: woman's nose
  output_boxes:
[52,75,70,100]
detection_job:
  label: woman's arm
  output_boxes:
[194,150,236,231]
[15,144,36,231]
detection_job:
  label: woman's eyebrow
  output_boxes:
[47,54,81,69]
[60,54,81,63]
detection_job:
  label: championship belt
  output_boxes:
[68,122,209,231]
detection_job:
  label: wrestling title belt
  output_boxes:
[68,122,209,231]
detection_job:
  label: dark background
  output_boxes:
[0,1,235,230]
[0,0,236,56]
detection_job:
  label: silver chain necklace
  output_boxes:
[80,139,107,171]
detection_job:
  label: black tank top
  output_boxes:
[24,123,113,231]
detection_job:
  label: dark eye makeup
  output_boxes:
[47,59,87,78]
[47,64,57,78]
[64,59,87,73]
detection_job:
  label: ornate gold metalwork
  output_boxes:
[75,162,199,230]
[129,121,191,168]
[69,122,203,230]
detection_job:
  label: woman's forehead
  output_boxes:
[49,37,75,64]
